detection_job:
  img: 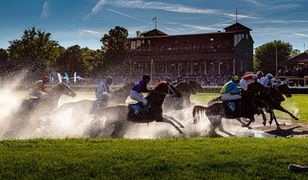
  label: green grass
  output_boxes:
[0,138,308,179]
[191,93,308,122]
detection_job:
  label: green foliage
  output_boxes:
[291,49,301,58]
[0,138,308,179]
[0,48,8,63]
[254,40,292,73]
[7,27,60,69]
[100,26,129,73]
[55,45,84,75]
[81,48,103,76]
[55,46,103,76]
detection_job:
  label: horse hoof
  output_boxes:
[263,122,266,126]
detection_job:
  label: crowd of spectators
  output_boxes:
[280,66,308,77]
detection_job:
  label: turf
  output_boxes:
[191,93,308,122]
[0,138,308,179]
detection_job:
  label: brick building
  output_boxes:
[126,22,254,81]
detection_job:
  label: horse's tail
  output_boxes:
[207,96,221,106]
[192,105,208,117]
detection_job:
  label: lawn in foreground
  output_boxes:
[0,138,308,179]
[191,93,308,122]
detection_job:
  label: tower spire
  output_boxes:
[152,16,157,29]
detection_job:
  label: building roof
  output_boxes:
[224,22,252,32]
[130,30,246,40]
[281,52,308,65]
[142,29,168,37]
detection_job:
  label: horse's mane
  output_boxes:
[151,81,168,90]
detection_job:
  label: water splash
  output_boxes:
[0,73,277,139]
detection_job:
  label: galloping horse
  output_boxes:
[164,80,203,110]
[192,82,269,136]
[261,84,299,128]
[90,81,185,137]
[3,83,76,139]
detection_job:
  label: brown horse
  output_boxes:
[261,84,299,128]
[164,80,203,110]
[3,83,76,139]
[85,81,185,138]
[192,82,269,136]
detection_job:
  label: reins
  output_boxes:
[151,84,178,96]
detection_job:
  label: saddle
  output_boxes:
[223,99,241,117]
[127,102,150,121]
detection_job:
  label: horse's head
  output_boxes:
[247,81,270,95]
[270,87,285,102]
[187,80,203,93]
[53,83,76,98]
[153,81,182,98]
[277,83,291,98]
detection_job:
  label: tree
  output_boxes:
[0,48,8,63]
[55,45,84,75]
[7,27,60,69]
[254,40,292,73]
[81,48,103,76]
[291,49,301,58]
[100,26,129,72]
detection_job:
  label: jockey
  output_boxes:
[164,76,172,83]
[271,74,283,87]
[29,75,50,99]
[130,75,151,114]
[95,76,113,108]
[240,71,264,90]
[220,75,241,101]
[130,74,151,106]
[259,73,274,88]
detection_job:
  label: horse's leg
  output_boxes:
[271,112,281,130]
[275,105,299,120]
[260,110,267,126]
[163,115,184,128]
[235,118,246,126]
[162,117,185,135]
[269,110,273,125]
[218,123,234,137]
[242,116,254,129]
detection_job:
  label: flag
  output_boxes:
[152,16,157,21]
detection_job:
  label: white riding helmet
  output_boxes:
[106,76,113,84]
[266,73,274,79]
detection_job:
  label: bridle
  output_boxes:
[151,83,178,96]
[183,81,195,92]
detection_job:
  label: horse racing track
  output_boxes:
[0,90,308,178]
[0,91,307,139]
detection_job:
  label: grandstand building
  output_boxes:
[126,22,254,80]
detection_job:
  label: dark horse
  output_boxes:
[192,82,269,136]
[163,80,203,110]
[261,83,299,128]
[3,83,76,139]
[88,81,185,137]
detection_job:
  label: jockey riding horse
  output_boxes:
[192,81,270,136]
[89,81,185,137]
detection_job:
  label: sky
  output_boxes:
[0,0,308,51]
